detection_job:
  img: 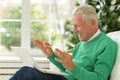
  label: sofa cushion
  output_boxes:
[107,31,120,80]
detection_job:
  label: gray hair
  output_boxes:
[72,4,98,23]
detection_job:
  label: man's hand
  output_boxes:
[54,48,74,71]
[33,39,53,57]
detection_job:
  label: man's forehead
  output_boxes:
[72,14,84,22]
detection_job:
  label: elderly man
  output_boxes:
[9,4,118,80]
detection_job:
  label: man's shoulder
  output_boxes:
[94,32,118,56]
[98,32,114,42]
[98,32,117,47]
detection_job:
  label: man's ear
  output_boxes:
[90,19,97,27]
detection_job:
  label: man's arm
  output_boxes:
[67,43,118,80]
[48,54,66,72]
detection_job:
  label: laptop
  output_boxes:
[11,46,68,75]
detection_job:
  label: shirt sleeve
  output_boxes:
[48,54,65,72]
[67,42,118,80]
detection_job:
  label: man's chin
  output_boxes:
[79,38,83,41]
[79,38,86,42]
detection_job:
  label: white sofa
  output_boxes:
[107,31,120,80]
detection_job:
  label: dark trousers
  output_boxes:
[9,66,67,80]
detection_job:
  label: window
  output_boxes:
[0,0,21,55]
[30,0,73,51]
[0,0,73,56]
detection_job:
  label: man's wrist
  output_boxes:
[68,63,75,71]
[47,53,53,58]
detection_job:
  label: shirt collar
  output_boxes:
[87,29,101,42]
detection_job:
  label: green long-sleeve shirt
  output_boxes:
[49,32,118,80]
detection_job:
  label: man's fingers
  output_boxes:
[54,58,64,64]
[34,39,47,50]
[33,39,53,57]
[54,50,65,60]
[44,42,50,47]
[34,42,47,52]
[33,39,48,53]
[34,42,42,48]
[55,48,66,57]
[44,42,50,49]
[55,48,63,53]
[34,41,43,49]
[34,42,52,56]
[34,39,43,46]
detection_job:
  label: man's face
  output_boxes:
[72,14,92,42]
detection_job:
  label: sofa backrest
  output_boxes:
[107,31,120,80]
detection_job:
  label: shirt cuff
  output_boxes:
[69,65,82,78]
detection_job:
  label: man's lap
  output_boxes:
[9,66,67,80]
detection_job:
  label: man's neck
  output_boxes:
[87,29,101,42]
